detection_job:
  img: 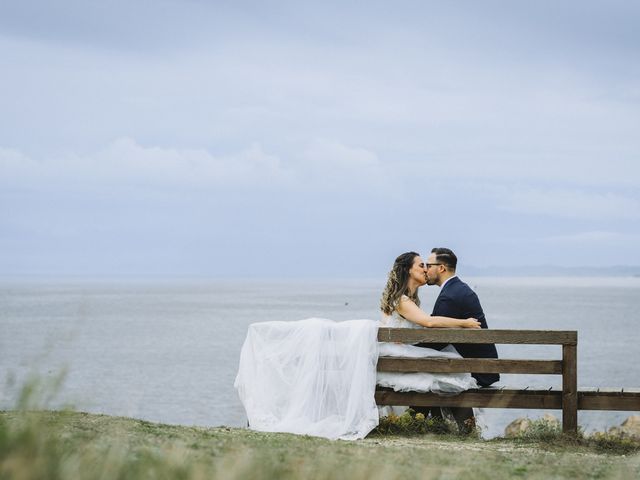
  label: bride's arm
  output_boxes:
[396,297,481,329]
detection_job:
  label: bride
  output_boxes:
[234,252,480,440]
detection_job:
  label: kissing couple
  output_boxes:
[235,247,499,440]
[379,248,500,432]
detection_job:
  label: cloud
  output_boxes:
[1,137,395,194]
[0,0,231,52]
[2,3,639,194]
[0,138,291,191]
[297,139,391,191]
[1,2,640,274]
[497,187,640,220]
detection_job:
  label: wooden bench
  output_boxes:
[375,328,640,434]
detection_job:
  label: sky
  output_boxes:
[1,1,639,277]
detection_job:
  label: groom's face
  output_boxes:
[425,253,441,286]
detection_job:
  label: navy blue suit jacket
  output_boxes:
[429,276,499,387]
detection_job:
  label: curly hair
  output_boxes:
[380,252,421,315]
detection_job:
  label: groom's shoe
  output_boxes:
[450,407,476,434]
[460,417,477,435]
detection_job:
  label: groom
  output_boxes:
[414,247,499,430]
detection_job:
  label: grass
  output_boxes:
[1,376,638,479]
[507,416,640,455]
[1,410,639,480]
[375,409,640,456]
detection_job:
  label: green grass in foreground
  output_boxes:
[374,409,640,455]
[1,411,639,480]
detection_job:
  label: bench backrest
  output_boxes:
[376,328,578,432]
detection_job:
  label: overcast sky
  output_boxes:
[1,1,639,277]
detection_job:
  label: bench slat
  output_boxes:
[579,389,640,411]
[377,357,562,374]
[378,328,577,345]
[375,388,640,411]
[375,388,562,409]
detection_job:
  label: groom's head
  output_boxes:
[425,247,457,286]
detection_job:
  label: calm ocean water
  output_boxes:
[1,276,639,438]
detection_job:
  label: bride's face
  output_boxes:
[409,256,428,286]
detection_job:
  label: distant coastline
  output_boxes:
[460,266,640,278]
[1,266,640,283]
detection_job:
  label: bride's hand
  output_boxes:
[463,318,481,329]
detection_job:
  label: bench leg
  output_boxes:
[562,344,578,435]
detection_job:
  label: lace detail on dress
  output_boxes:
[379,295,422,329]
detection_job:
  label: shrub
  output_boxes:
[585,431,640,455]
[512,416,564,443]
[370,409,467,436]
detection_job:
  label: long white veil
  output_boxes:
[234,318,380,440]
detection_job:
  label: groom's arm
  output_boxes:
[432,295,461,319]
[458,295,488,329]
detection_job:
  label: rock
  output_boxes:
[607,415,640,440]
[540,413,560,426]
[504,414,560,437]
[504,418,531,437]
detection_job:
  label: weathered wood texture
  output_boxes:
[562,343,578,434]
[376,357,562,374]
[375,387,640,412]
[375,387,563,409]
[377,328,577,345]
[578,389,640,411]
[375,328,639,435]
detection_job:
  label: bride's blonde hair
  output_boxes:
[380,252,421,315]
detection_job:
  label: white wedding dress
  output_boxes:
[234,311,477,441]
[377,308,478,394]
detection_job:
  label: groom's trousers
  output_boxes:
[412,406,475,433]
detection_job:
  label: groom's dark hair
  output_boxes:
[431,247,457,271]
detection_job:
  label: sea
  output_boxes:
[1,276,639,439]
